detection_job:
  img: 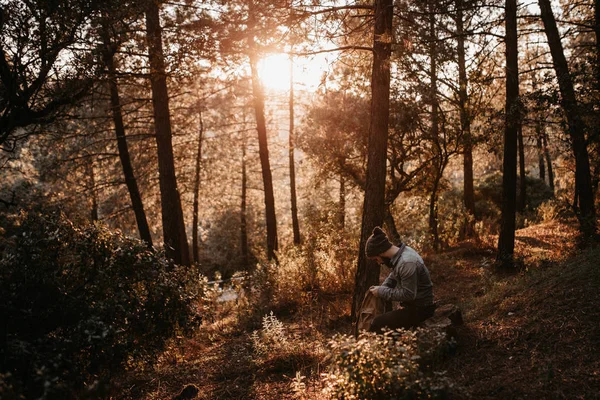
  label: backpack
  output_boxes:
[356,290,385,332]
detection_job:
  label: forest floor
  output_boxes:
[115,220,600,399]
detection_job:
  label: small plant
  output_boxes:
[251,312,289,356]
[290,371,307,399]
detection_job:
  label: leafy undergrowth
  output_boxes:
[113,220,600,399]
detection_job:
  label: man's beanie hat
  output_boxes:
[365,226,393,257]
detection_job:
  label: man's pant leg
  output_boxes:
[368,306,421,333]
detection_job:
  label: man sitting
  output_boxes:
[365,227,435,333]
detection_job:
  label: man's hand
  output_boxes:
[369,286,380,297]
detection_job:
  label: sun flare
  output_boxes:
[258,53,327,92]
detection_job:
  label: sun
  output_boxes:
[258,53,327,92]
[258,54,292,91]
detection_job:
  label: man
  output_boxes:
[365,226,435,333]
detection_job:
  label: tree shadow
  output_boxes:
[515,235,553,249]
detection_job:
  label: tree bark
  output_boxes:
[339,172,346,230]
[536,125,546,182]
[289,55,301,245]
[249,51,278,261]
[145,0,190,265]
[456,0,475,217]
[241,126,249,267]
[428,0,441,251]
[497,0,519,268]
[518,125,526,211]
[538,0,597,239]
[101,22,153,247]
[352,0,394,325]
[192,111,204,263]
[86,156,98,222]
[543,132,555,193]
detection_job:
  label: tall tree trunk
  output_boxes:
[428,0,442,251]
[543,132,555,192]
[538,0,597,240]
[592,0,600,200]
[86,156,98,222]
[429,165,443,250]
[456,0,475,217]
[339,172,346,230]
[192,111,204,263]
[145,0,190,265]
[289,55,301,245]
[518,125,526,211]
[241,126,249,267]
[497,0,519,268]
[536,125,546,182]
[352,0,394,325]
[101,22,153,247]
[249,52,278,261]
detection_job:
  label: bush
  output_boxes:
[475,172,554,211]
[323,329,450,399]
[0,212,201,399]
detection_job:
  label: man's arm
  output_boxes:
[377,262,418,303]
[381,272,396,288]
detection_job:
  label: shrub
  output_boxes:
[536,198,572,223]
[323,329,450,399]
[0,211,201,399]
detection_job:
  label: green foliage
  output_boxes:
[324,329,450,399]
[476,172,554,211]
[273,208,357,307]
[536,198,572,223]
[0,212,201,399]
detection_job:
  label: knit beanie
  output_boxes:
[365,227,393,257]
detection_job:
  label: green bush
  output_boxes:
[475,172,554,211]
[0,212,201,399]
[324,329,450,399]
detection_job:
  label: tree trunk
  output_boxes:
[428,0,442,251]
[497,0,519,268]
[145,0,190,265]
[289,55,301,245]
[86,156,98,222]
[352,0,394,325]
[538,0,597,240]
[542,132,555,193]
[249,51,278,261]
[192,111,204,263]
[518,125,526,211]
[429,165,443,250]
[536,125,546,182]
[241,126,249,267]
[101,22,153,247]
[339,172,346,230]
[592,0,600,200]
[456,0,475,217]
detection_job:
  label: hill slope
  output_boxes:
[428,222,600,399]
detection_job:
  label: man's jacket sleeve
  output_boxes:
[377,262,418,303]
